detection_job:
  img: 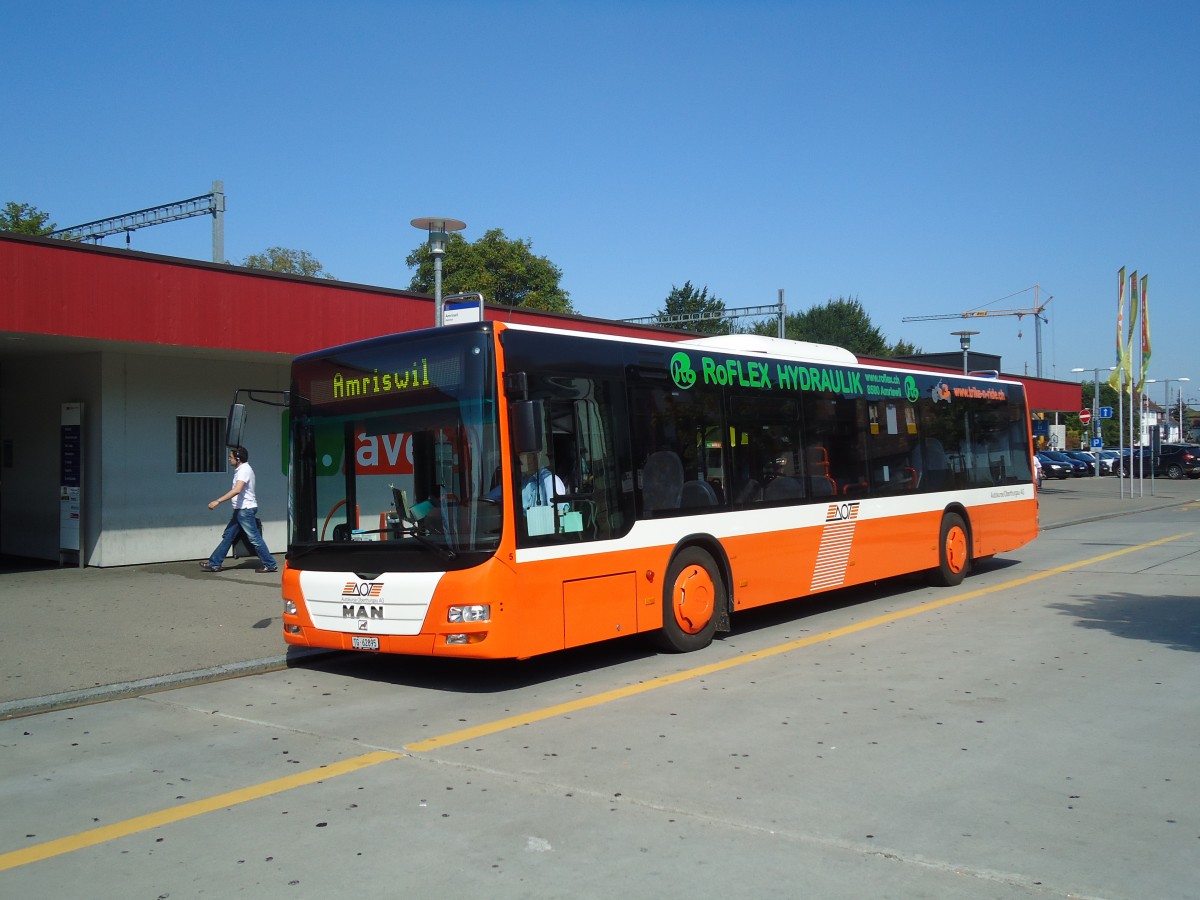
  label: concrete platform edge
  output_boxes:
[0,648,337,719]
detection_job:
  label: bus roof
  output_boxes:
[679,333,858,365]
[494,320,858,364]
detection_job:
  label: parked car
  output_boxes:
[1154,444,1200,479]
[1042,450,1088,477]
[1095,449,1121,475]
[1036,452,1072,480]
[1062,450,1097,476]
[1120,444,1200,479]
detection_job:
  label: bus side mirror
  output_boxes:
[512,400,543,454]
[226,403,247,447]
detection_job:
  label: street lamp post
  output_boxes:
[1071,365,1116,478]
[951,330,978,375]
[1145,377,1190,442]
[411,217,466,327]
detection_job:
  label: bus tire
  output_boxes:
[654,546,722,653]
[931,512,970,587]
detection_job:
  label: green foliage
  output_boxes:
[1071,380,1125,447]
[657,281,727,334]
[1,201,56,235]
[406,228,574,314]
[241,247,336,280]
[887,338,923,357]
[746,296,919,357]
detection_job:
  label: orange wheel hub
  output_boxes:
[671,564,715,634]
[944,524,968,574]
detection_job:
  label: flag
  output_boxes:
[1136,273,1151,392]
[1107,266,1126,390]
[1125,270,1139,395]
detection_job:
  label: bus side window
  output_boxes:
[533,388,630,542]
[630,381,723,517]
[727,391,802,506]
[825,396,870,495]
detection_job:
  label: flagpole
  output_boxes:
[1117,385,1125,498]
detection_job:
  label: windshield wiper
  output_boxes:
[397,527,457,559]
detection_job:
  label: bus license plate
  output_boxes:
[351,636,380,651]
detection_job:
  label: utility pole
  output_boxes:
[45,180,227,262]
[622,290,787,335]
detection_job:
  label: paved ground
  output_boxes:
[1,474,1196,718]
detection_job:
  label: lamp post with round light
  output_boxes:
[951,330,978,375]
[1071,365,1116,477]
[411,217,466,327]
[1145,377,1190,442]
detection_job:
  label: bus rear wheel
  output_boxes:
[654,547,722,653]
[931,512,970,587]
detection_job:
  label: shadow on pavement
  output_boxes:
[1049,593,1200,653]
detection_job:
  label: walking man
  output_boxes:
[200,445,278,573]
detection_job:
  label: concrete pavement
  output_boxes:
[2,474,1196,718]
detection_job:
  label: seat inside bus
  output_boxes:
[642,450,684,511]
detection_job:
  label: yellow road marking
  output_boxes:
[406,531,1192,751]
[3,531,1191,870]
[0,751,400,872]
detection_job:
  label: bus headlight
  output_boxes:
[448,604,491,624]
[284,600,297,615]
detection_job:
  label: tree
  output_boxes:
[406,228,573,314]
[656,281,727,334]
[887,337,923,357]
[748,296,919,357]
[1,201,56,235]
[242,247,336,279]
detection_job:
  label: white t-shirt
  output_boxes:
[231,461,257,509]
[521,467,568,514]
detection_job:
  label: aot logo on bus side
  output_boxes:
[825,501,860,523]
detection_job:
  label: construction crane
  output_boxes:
[902,284,1052,378]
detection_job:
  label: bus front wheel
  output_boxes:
[654,547,722,653]
[931,512,970,587]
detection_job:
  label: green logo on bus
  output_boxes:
[670,352,697,390]
[904,376,919,403]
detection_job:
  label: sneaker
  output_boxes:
[199,562,223,572]
[256,566,278,574]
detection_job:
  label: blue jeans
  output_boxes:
[209,507,277,569]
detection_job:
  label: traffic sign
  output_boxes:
[1091,437,1103,448]
[1079,409,1092,425]
[1099,406,1114,418]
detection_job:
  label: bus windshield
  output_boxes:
[288,326,501,567]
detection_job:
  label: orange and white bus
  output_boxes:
[280,321,1038,658]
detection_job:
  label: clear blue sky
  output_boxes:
[5,1,1197,400]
